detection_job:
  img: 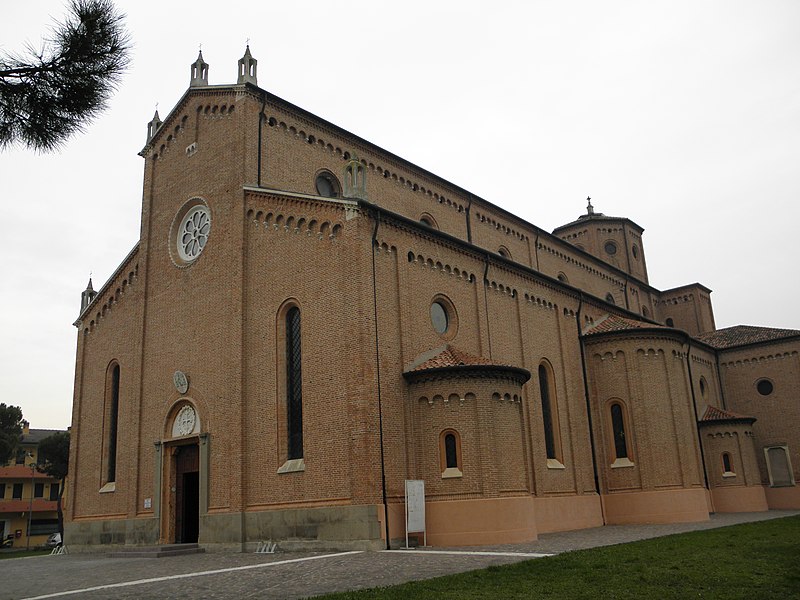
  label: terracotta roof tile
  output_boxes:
[583,314,666,336]
[409,345,495,372]
[696,325,800,349]
[0,466,53,479]
[700,406,754,422]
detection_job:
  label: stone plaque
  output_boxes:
[173,370,189,394]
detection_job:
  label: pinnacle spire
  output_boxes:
[190,49,209,87]
[237,44,257,85]
[81,275,97,314]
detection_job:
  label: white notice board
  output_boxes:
[404,479,426,548]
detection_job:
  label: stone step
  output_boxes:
[108,543,205,558]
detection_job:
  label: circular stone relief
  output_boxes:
[174,405,197,436]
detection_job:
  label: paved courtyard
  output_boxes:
[3,510,797,600]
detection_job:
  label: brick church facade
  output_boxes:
[66,48,799,550]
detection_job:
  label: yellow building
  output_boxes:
[0,421,66,548]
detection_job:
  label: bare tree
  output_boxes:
[0,0,130,152]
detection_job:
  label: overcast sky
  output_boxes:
[2,1,798,430]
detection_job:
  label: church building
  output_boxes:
[66,48,800,551]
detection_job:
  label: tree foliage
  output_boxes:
[0,403,24,465]
[37,431,70,541]
[36,431,70,481]
[0,0,130,152]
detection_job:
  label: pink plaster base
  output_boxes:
[710,486,768,513]
[602,488,710,525]
[534,494,604,533]
[423,496,538,546]
[764,485,800,509]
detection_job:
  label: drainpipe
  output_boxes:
[370,216,390,549]
[685,341,711,493]
[482,253,493,358]
[576,293,604,523]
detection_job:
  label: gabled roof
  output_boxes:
[696,325,800,350]
[582,313,668,336]
[699,405,755,424]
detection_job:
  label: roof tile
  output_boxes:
[700,406,754,422]
[583,313,666,336]
[410,345,495,372]
[696,325,800,349]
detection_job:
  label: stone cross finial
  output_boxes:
[587,196,594,215]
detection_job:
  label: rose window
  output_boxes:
[178,206,211,262]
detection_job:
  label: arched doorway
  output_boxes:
[173,443,199,543]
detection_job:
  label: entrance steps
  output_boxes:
[108,543,205,558]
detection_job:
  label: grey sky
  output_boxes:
[2,1,799,429]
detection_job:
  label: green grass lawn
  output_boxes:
[315,516,800,599]
[0,548,50,560]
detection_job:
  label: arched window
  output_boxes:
[665,317,675,327]
[609,401,633,464]
[445,434,458,468]
[104,362,120,484]
[419,213,438,230]
[605,293,615,305]
[439,429,462,478]
[286,307,303,461]
[722,452,734,475]
[315,171,340,198]
[538,362,562,464]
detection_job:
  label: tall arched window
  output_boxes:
[444,434,458,468]
[610,402,631,462]
[286,307,303,460]
[105,362,120,484]
[439,429,463,478]
[722,452,734,475]
[538,362,562,463]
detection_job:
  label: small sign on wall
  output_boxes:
[143,497,152,510]
[404,479,426,548]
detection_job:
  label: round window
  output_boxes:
[604,241,618,255]
[170,199,211,266]
[316,172,340,198]
[177,205,211,262]
[756,379,774,396]
[430,302,448,335]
